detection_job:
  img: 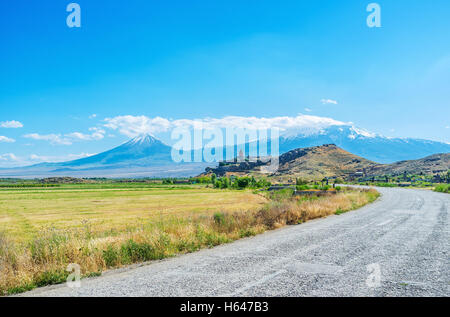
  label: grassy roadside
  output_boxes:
[434,184,450,193]
[0,187,379,295]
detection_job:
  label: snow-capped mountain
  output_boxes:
[58,134,173,167]
[0,134,213,178]
[1,127,449,178]
[278,125,450,163]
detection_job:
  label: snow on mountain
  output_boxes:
[278,125,450,163]
[58,134,173,167]
[1,126,449,178]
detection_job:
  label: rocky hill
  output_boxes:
[204,144,450,180]
[368,153,450,176]
[274,144,378,179]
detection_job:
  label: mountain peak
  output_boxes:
[127,134,162,146]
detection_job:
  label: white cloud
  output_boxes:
[104,115,171,138]
[446,126,450,129]
[89,114,97,119]
[65,132,91,141]
[24,128,105,145]
[24,133,72,145]
[104,114,348,139]
[0,153,18,161]
[88,127,106,140]
[66,128,105,141]
[29,152,94,163]
[304,108,312,112]
[0,136,15,143]
[0,152,97,168]
[0,120,23,128]
[320,99,338,105]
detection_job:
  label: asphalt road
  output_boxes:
[22,187,449,297]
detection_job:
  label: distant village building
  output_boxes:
[238,149,245,162]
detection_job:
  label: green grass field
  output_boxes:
[0,184,266,243]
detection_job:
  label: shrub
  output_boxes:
[120,240,155,263]
[236,177,250,189]
[255,178,271,188]
[103,245,119,267]
[335,208,345,215]
[434,184,450,193]
[7,284,36,295]
[35,270,68,287]
[296,185,310,190]
[213,212,226,226]
[269,188,294,201]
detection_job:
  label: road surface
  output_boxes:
[22,187,449,297]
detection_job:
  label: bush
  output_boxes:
[236,177,250,189]
[35,270,69,287]
[434,184,450,193]
[103,245,119,267]
[255,201,305,228]
[255,178,271,188]
[120,240,155,264]
[213,212,226,226]
[296,178,308,186]
[7,284,36,295]
[268,188,294,201]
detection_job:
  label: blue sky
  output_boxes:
[1,0,449,166]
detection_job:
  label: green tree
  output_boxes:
[222,177,230,189]
[236,177,250,189]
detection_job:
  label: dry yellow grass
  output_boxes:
[0,187,265,243]
[0,185,378,295]
[257,189,379,228]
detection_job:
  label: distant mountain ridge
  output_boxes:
[205,144,450,180]
[369,153,450,176]
[0,125,449,178]
[0,135,211,178]
[278,125,450,163]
